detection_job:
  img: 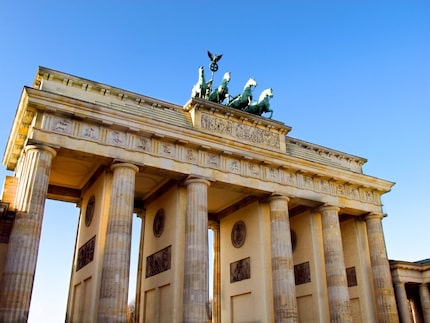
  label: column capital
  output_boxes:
[267,193,290,203]
[184,176,211,187]
[318,204,340,214]
[364,213,386,221]
[110,162,139,173]
[25,144,57,158]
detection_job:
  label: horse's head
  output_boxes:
[223,71,231,82]
[198,66,204,76]
[259,88,273,102]
[244,78,257,89]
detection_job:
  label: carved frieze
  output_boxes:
[227,159,241,174]
[200,114,280,149]
[80,124,100,141]
[52,117,73,134]
[108,130,125,146]
[160,142,176,157]
[39,111,382,208]
[182,147,197,163]
[135,136,151,152]
[206,152,220,168]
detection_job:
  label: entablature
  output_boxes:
[3,67,395,215]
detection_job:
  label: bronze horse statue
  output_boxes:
[227,78,257,110]
[191,66,212,99]
[244,88,274,118]
[208,71,231,104]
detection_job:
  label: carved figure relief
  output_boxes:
[145,245,171,278]
[228,160,240,173]
[230,257,251,283]
[109,130,125,145]
[81,125,99,140]
[294,262,311,285]
[76,235,96,271]
[53,118,72,134]
[136,137,150,151]
[200,114,280,149]
[160,143,175,157]
[346,267,358,287]
[247,163,260,177]
[185,148,196,162]
[206,153,220,168]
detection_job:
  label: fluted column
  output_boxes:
[0,145,56,322]
[183,178,210,323]
[319,205,352,323]
[420,283,430,323]
[394,282,412,323]
[209,222,220,323]
[268,194,298,323]
[98,163,139,323]
[365,213,399,322]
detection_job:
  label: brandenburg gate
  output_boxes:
[0,67,401,322]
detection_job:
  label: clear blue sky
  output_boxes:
[1,1,429,322]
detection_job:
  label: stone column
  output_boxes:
[0,145,56,322]
[134,210,145,323]
[268,195,298,323]
[365,213,399,323]
[183,178,210,323]
[420,283,430,323]
[319,205,352,323]
[394,282,412,323]
[209,222,221,323]
[98,163,139,322]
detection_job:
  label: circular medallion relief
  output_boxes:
[231,220,246,248]
[153,209,165,238]
[85,195,95,227]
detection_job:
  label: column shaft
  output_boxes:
[209,222,221,323]
[420,283,430,323]
[183,178,210,323]
[98,163,138,323]
[134,211,145,323]
[0,145,56,322]
[394,282,412,323]
[319,205,352,323]
[365,214,399,323]
[269,195,298,323]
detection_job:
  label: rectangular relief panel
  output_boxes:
[230,257,250,283]
[145,245,172,278]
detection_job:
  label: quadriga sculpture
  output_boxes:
[191,66,212,99]
[208,71,231,104]
[244,88,274,119]
[227,78,257,110]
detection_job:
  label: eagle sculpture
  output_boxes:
[208,51,223,72]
